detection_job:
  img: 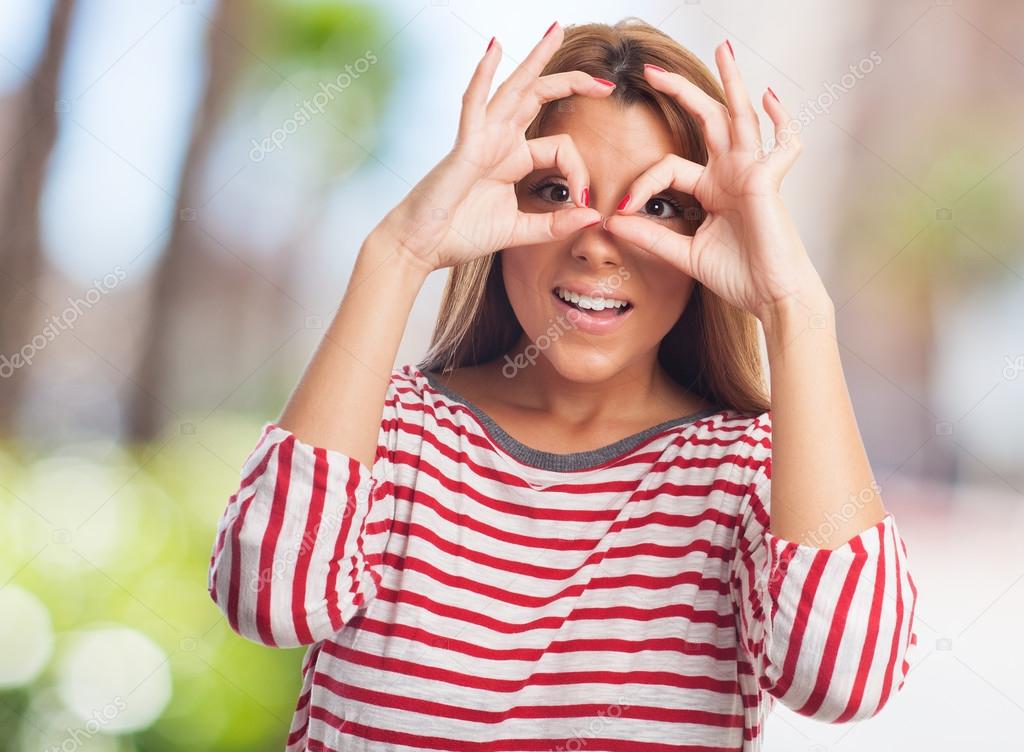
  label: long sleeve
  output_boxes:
[729,423,919,723]
[207,397,400,648]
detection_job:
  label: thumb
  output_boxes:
[509,207,603,247]
[602,214,695,277]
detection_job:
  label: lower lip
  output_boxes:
[551,290,634,335]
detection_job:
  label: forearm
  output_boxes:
[277,230,431,468]
[759,285,888,549]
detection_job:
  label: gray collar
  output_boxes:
[420,369,723,472]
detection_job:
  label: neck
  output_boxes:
[495,335,679,426]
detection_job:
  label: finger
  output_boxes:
[510,70,616,129]
[615,153,703,215]
[458,36,503,138]
[602,214,695,277]
[488,21,566,121]
[525,133,593,209]
[510,206,602,247]
[715,40,761,150]
[761,88,802,179]
[643,64,731,154]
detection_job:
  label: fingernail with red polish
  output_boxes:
[486,36,495,52]
[767,86,779,102]
[544,21,558,37]
[725,39,735,60]
[617,193,631,211]
[592,77,616,88]
[581,186,590,207]
[644,64,666,74]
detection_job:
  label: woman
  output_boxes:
[208,18,917,751]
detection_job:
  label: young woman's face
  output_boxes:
[502,96,700,383]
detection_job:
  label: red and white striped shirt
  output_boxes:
[207,364,918,751]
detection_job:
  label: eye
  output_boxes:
[641,194,686,220]
[526,179,572,205]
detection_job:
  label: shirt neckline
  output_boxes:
[418,367,725,473]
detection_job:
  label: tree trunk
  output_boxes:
[126,0,244,442]
[0,0,77,434]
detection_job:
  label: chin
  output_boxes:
[540,342,630,384]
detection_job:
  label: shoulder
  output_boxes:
[735,408,772,452]
[701,407,772,484]
[405,361,504,416]
[389,362,473,409]
[375,365,439,425]
[383,363,426,401]
[698,407,771,445]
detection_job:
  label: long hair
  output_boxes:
[416,17,770,416]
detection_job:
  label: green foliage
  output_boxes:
[241,0,398,168]
[0,413,308,750]
[839,119,1021,292]
[260,0,382,64]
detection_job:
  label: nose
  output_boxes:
[570,218,624,268]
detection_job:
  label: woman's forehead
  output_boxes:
[540,97,679,175]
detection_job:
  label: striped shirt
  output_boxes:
[207,364,918,751]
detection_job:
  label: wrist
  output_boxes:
[757,286,834,340]
[360,226,435,283]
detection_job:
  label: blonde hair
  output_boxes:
[417,17,770,416]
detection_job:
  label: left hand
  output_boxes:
[602,41,828,321]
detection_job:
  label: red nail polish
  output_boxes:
[767,86,779,102]
[486,36,495,52]
[617,193,631,211]
[592,77,616,88]
[644,63,666,73]
[581,186,590,207]
[544,21,558,37]
[584,219,602,228]
[725,39,735,60]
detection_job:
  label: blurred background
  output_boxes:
[0,0,1021,749]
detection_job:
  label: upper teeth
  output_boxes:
[555,287,629,311]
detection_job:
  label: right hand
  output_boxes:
[376,23,613,273]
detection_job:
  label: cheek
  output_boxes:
[636,273,696,329]
[500,248,548,321]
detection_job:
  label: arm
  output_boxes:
[730,436,918,722]
[759,266,886,547]
[733,226,918,721]
[206,418,401,648]
[277,232,429,469]
[205,233,427,649]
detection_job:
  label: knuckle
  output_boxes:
[492,80,515,102]
[662,152,683,169]
[693,106,716,128]
[575,70,597,88]
[553,133,578,158]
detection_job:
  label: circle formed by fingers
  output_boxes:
[616,153,704,214]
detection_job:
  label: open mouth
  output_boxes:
[551,286,633,317]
